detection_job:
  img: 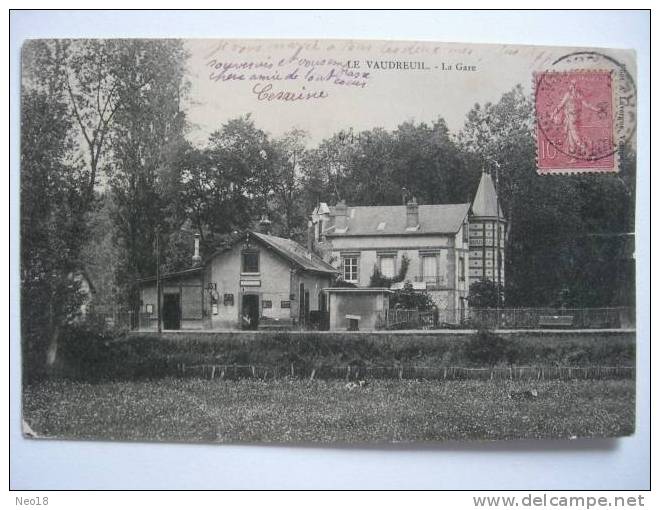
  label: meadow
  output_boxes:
[22,378,635,443]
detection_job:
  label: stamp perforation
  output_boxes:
[533,51,635,176]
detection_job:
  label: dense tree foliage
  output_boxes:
[179,116,276,254]
[297,120,478,210]
[459,86,635,307]
[270,129,309,240]
[20,91,86,379]
[22,39,190,344]
[105,40,189,313]
[467,279,505,309]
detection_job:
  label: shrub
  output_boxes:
[390,281,435,311]
[57,318,119,380]
[468,279,505,308]
[463,329,519,366]
[49,329,634,382]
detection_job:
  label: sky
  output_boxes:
[182,38,636,147]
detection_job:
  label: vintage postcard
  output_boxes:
[20,38,636,443]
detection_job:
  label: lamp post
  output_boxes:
[155,225,162,334]
[495,162,502,308]
[482,115,504,311]
[486,157,503,310]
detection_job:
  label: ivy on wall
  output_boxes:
[369,254,410,288]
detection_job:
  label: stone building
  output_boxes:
[311,198,472,321]
[310,172,506,320]
[138,231,338,330]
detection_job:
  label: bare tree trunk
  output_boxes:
[45,298,60,369]
[46,326,60,368]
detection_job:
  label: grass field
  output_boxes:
[22,378,635,442]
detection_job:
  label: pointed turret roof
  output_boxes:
[472,171,504,218]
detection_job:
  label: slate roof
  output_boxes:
[472,171,504,218]
[139,231,338,283]
[325,203,471,237]
[250,231,339,274]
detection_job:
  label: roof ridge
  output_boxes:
[251,231,338,273]
[334,202,471,208]
[326,202,470,236]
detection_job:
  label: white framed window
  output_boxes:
[342,255,359,283]
[422,255,439,286]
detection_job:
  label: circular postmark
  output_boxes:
[535,51,636,169]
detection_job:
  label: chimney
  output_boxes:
[406,197,419,229]
[319,218,326,242]
[334,200,348,231]
[313,202,330,241]
[192,233,202,267]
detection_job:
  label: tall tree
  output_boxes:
[209,115,277,221]
[20,90,86,378]
[22,40,123,210]
[22,40,125,372]
[390,119,470,205]
[271,129,308,240]
[299,129,357,208]
[179,115,277,255]
[346,128,398,205]
[107,40,188,312]
[81,193,119,312]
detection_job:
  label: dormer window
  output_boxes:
[242,250,260,273]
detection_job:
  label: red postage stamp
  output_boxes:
[535,70,616,174]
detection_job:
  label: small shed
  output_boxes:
[322,287,392,331]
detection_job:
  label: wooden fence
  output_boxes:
[102,306,634,331]
[178,363,634,381]
[95,309,153,330]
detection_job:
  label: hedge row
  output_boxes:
[52,325,636,382]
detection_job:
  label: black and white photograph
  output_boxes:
[19,34,638,446]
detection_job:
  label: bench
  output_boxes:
[538,315,574,328]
